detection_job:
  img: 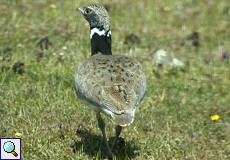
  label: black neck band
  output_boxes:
[90,28,112,56]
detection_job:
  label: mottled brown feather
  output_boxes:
[75,54,146,126]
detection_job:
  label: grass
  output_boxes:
[0,0,229,159]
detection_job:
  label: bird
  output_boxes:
[75,4,146,158]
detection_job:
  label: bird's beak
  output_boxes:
[77,7,84,14]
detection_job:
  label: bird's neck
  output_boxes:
[90,27,112,56]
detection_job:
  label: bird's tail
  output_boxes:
[111,112,134,127]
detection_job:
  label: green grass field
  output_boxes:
[0,0,229,159]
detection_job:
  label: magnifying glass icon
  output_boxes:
[3,141,18,157]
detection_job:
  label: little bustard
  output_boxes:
[75,4,146,157]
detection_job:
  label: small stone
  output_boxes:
[171,58,185,67]
[153,50,171,66]
[187,31,199,48]
[124,34,141,45]
[12,62,25,75]
[153,50,185,68]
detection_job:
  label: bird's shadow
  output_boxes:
[71,129,139,159]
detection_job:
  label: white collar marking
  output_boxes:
[90,28,111,39]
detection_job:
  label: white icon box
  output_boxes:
[0,138,22,160]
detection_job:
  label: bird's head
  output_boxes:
[77,4,110,32]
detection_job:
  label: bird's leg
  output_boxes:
[111,125,122,151]
[96,112,113,158]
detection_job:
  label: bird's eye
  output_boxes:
[85,8,92,14]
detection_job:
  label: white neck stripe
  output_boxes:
[90,28,111,39]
